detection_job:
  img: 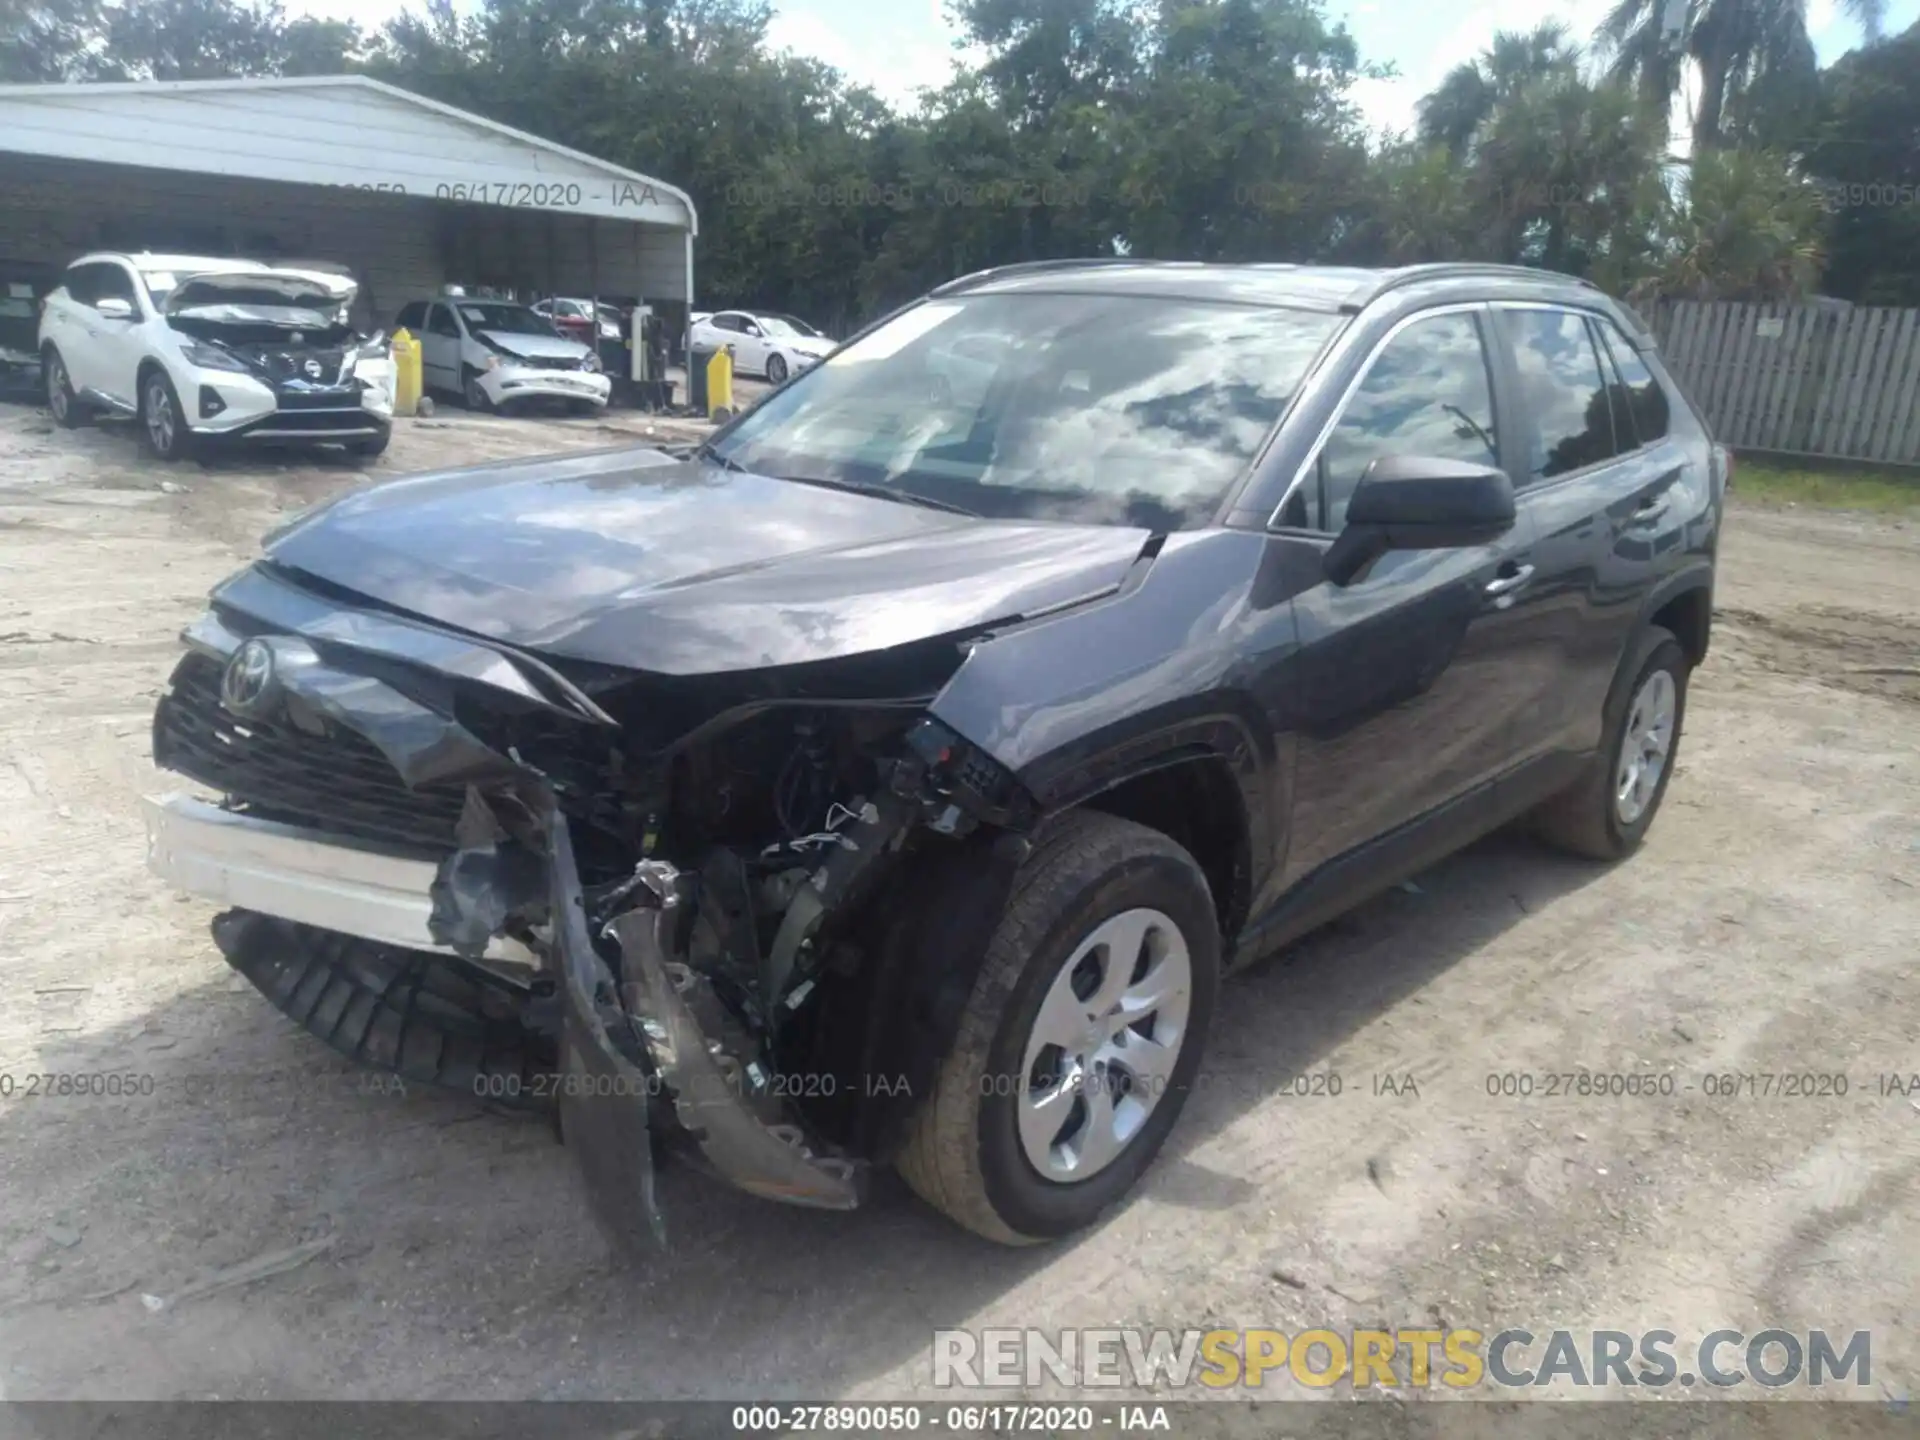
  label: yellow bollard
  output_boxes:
[391,328,423,417]
[706,344,733,418]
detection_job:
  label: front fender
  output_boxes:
[928,526,1299,899]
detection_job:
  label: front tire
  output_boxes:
[898,811,1219,1244]
[44,347,87,428]
[139,368,193,461]
[766,352,789,384]
[1533,625,1690,860]
[350,427,391,460]
[461,366,494,413]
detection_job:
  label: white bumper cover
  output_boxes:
[144,792,521,960]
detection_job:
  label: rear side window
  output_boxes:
[1310,311,1499,533]
[60,263,103,306]
[1500,308,1620,481]
[92,263,138,308]
[1596,321,1670,446]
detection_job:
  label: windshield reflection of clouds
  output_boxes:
[716,295,1341,529]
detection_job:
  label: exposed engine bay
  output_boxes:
[163,269,381,386]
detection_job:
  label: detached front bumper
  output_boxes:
[143,792,529,962]
[144,786,863,1228]
[480,364,611,407]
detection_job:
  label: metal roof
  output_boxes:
[0,74,696,233]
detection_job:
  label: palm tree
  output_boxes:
[1598,0,1885,154]
[1416,22,1580,156]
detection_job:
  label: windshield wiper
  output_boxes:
[769,474,979,517]
[697,442,747,472]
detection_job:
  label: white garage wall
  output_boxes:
[0,153,691,325]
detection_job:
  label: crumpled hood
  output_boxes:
[259,446,1151,676]
[479,330,590,362]
[164,268,356,317]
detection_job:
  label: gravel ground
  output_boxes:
[0,402,1915,1411]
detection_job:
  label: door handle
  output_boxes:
[1484,563,1535,597]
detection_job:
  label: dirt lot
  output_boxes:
[1,402,1916,1410]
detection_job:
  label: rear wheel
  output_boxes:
[44,347,87,428]
[1533,625,1690,860]
[139,367,193,461]
[897,811,1219,1244]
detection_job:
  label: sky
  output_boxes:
[296,0,1919,138]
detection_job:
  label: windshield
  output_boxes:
[709,293,1341,529]
[457,303,557,336]
[768,314,822,337]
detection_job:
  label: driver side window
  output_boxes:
[427,304,461,338]
[1308,311,1498,533]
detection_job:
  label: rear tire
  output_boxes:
[138,367,194,461]
[44,347,87,428]
[897,811,1219,1244]
[1532,625,1690,860]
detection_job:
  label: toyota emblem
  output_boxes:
[302,358,324,380]
[220,639,278,717]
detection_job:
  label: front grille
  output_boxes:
[274,385,361,410]
[509,354,590,373]
[153,651,462,853]
[252,348,347,383]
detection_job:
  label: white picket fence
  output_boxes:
[1647,300,1920,467]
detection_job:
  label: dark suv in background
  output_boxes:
[146,261,1725,1246]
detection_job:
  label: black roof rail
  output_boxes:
[1354,263,1601,308]
[930,257,1150,296]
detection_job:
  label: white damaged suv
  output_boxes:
[39,253,394,462]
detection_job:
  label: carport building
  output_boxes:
[0,74,697,347]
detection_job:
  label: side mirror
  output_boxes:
[744,323,763,337]
[1323,455,1515,587]
[95,296,134,320]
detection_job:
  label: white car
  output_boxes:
[395,297,610,414]
[38,252,394,462]
[688,309,835,384]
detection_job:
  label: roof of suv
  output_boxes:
[72,253,271,274]
[935,259,1603,312]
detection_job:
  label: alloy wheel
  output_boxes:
[1615,668,1676,826]
[145,378,175,454]
[48,359,68,421]
[1017,907,1193,1183]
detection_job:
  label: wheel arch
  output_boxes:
[1645,570,1713,666]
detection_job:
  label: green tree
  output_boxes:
[1805,17,1920,303]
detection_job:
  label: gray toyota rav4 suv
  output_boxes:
[147,260,1725,1244]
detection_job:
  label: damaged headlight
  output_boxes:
[581,352,602,373]
[181,339,251,374]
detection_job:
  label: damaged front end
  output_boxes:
[150,565,1035,1241]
